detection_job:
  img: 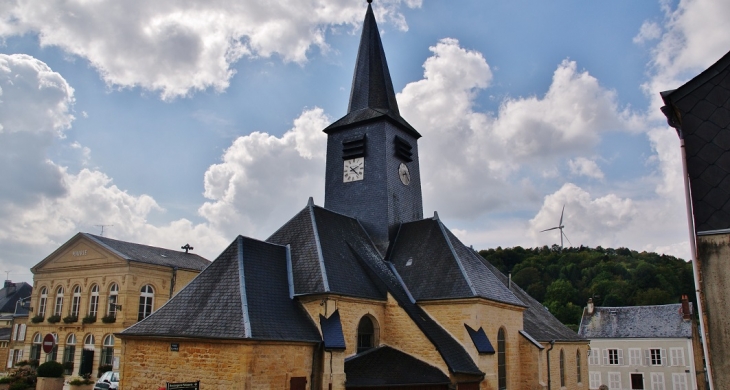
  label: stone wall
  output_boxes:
[120,338,315,390]
[541,342,588,390]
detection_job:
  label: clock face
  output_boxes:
[398,163,410,185]
[343,157,364,182]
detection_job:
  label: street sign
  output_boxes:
[42,333,56,354]
[167,381,199,390]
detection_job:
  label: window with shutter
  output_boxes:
[660,348,667,366]
[651,373,665,390]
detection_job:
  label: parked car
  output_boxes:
[94,371,119,390]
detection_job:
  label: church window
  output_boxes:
[64,334,76,375]
[100,335,115,366]
[88,284,99,317]
[357,316,376,353]
[560,349,565,387]
[498,328,506,390]
[577,350,582,383]
[71,285,81,317]
[107,283,119,317]
[38,287,48,317]
[138,285,154,321]
[30,333,42,361]
[54,286,64,317]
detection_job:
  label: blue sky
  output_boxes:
[1,0,729,284]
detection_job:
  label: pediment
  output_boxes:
[34,235,125,272]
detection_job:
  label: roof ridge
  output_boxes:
[435,219,476,296]
[309,201,330,292]
[237,236,252,338]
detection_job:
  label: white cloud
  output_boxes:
[633,21,662,44]
[198,107,329,239]
[0,0,420,99]
[568,157,604,180]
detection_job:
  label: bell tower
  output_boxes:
[323,1,423,253]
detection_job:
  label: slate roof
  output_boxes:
[661,50,730,233]
[120,236,321,343]
[578,304,692,339]
[465,325,495,354]
[0,282,32,314]
[389,216,524,307]
[320,310,346,351]
[324,3,420,139]
[0,328,10,341]
[344,346,450,387]
[83,233,210,271]
[267,200,386,301]
[478,254,585,342]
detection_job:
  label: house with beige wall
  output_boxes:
[578,298,704,390]
[24,232,209,377]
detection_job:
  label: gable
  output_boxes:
[33,234,127,273]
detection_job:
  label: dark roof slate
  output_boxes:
[267,202,386,301]
[578,304,692,339]
[344,346,450,387]
[465,325,495,354]
[320,310,346,350]
[120,236,321,343]
[0,282,32,314]
[478,254,585,342]
[324,4,420,139]
[0,328,10,341]
[661,50,730,233]
[83,233,210,271]
[389,217,524,307]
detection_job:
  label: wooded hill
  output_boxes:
[478,245,695,331]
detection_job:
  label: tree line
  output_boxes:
[478,245,695,331]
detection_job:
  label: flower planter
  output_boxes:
[36,377,63,390]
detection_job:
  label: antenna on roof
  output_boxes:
[540,205,571,249]
[95,224,114,236]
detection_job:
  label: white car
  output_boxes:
[93,371,119,390]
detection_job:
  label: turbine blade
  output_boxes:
[562,231,572,246]
[541,227,559,232]
[559,204,565,226]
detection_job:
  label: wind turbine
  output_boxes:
[540,205,572,248]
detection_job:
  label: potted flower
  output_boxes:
[30,315,43,324]
[36,361,63,390]
[46,315,61,324]
[100,314,116,324]
[81,315,96,324]
[67,375,94,390]
[62,315,78,324]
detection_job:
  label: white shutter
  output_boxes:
[603,349,609,365]
[12,324,18,341]
[6,349,13,368]
[661,348,667,366]
[645,349,651,366]
[17,350,22,360]
[618,348,624,365]
[19,324,25,341]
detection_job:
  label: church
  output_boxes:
[117,2,588,389]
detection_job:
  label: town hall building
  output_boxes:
[117,2,589,389]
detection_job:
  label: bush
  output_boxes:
[30,315,43,323]
[101,314,116,323]
[63,315,78,324]
[36,361,64,378]
[9,382,29,390]
[68,377,94,385]
[82,315,96,324]
[0,377,11,384]
[47,315,61,324]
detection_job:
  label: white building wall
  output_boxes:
[587,338,697,390]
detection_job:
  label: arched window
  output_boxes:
[71,285,81,317]
[30,333,42,361]
[560,349,566,387]
[88,285,99,317]
[38,287,48,317]
[101,335,115,366]
[84,334,95,350]
[107,283,119,317]
[576,350,582,384]
[64,334,76,375]
[53,286,64,317]
[357,316,376,354]
[138,285,154,321]
[498,328,506,390]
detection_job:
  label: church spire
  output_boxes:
[348,2,400,115]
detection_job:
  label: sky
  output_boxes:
[1,0,730,284]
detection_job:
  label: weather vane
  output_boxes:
[181,244,194,253]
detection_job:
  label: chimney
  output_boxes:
[681,295,691,320]
[587,298,594,315]
[4,280,15,297]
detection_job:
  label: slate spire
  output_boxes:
[348,2,400,115]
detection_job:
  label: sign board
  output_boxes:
[170,343,179,352]
[42,333,56,354]
[167,382,199,390]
